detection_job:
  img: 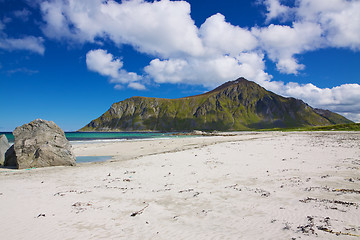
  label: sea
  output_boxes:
[0,131,181,144]
[0,131,186,163]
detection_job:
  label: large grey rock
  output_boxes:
[4,119,76,169]
[0,134,10,166]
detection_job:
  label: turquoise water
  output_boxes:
[76,156,112,163]
[1,131,178,143]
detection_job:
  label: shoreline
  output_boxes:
[0,131,359,239]
[1,130,358,170]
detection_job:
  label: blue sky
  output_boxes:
[1,0,360,131]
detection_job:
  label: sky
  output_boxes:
[1,0,360,131]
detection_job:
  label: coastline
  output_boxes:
[72,131,267,160]
[0,131,359,239]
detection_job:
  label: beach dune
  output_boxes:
[0,132,359,239]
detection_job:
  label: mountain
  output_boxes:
[80,77,352,131]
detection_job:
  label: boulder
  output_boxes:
[0,134,10,166]
[4,119,76,169]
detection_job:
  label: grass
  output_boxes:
[302,123,360,131]
[257,123,360,132]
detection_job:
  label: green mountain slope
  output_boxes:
[80,77,352,131]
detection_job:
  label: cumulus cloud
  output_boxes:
[86,49,123,79]
[199,13,257,56]
[86,49,143,89]
[41,0,203,57]
[42,0,267,85]
[263,0,292,23]
[296,0,360,50]
[41,0,360,78]
[145,52,271,88]
[255,0,360,74]
[263,0,360,49]
[252,22,322,74]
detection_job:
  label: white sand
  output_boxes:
[0,132,359,239]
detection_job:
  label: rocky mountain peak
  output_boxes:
[80,77,352,131]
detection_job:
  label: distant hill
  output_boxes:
[80,77,352,131]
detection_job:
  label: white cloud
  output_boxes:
[40,0,79,41]
[0,36,45,55]
[0,17,44,55]
[303,0,360,50]
[45,0,263,87]
[199,13,257,56]
[41,0,204,57]
[252,22,322,74]
[128,82,146,90]
[43,0,357,78]
[145,52,271,88]
[262,81,360,122]
[263,0,292,22]
[264,0,360,50]
[145,58,188,84]
[256,0,360,75]
[86,49,124,79]
[86,49,143,89]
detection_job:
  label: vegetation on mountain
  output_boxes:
[80,77,352,131]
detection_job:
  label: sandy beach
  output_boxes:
[0,131,359,239]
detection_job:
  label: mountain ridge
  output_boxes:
[80,77,352,131]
